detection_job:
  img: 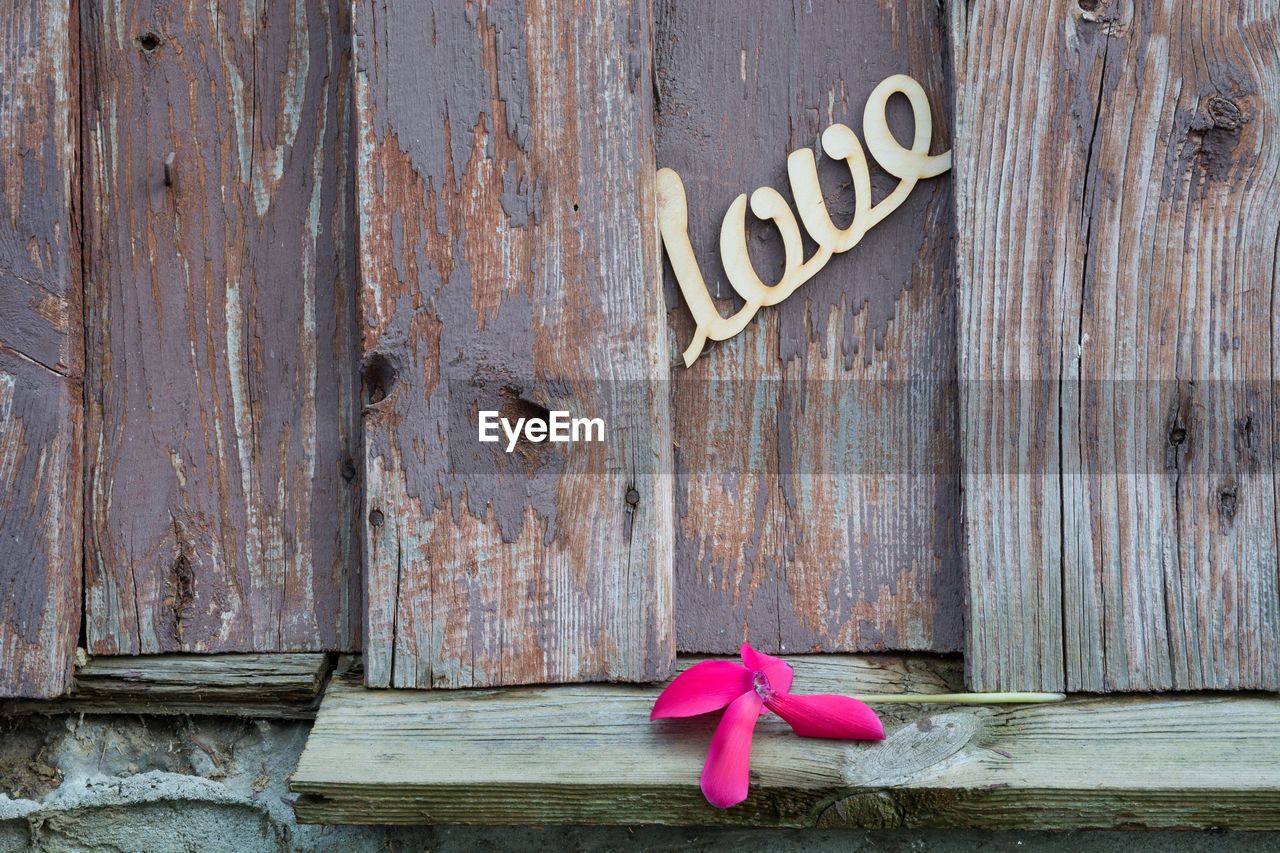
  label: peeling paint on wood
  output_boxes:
[81,0,361,654]
[355,0,674,687]
[953,0,1280,690]
[655,0,963,655]
[0,0,82,698]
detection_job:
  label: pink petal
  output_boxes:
[739,642,794,695]
[700,691,764,808]
[763,692,885,740]
[650,660,753,720]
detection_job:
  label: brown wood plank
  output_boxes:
[355,1,673,687]
[655,1,962,654]
[953,0,1280,690]
[292,658,1280,829]
[0,652,334,718]
[0,0,82,698]
[81,0,361,654]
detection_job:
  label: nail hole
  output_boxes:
[1077,0,1099,9]
[1219,488,1238,524]
[1168,427,1187,446]
[572,202,579,212]
[137,32,162,52]
[361,352,396,405]
[368,509,385,527]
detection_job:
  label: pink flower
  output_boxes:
[650,643,885,808]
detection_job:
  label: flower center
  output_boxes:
[751,670,772,701]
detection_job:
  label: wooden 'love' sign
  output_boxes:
[657,74,951,367]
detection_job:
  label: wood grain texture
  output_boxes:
[81,0,361,654]
[0,652,333,718]
[953,0,1280,690]
[0,356,82,699]
[355,0,673,687]
[655,1,962,654]
[293,657,1280,829]
[0,0,82,698]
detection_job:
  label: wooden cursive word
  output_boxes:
[657,74,952,367]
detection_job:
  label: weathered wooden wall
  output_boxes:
[0,0,83,697]
[81,0,361,654]
[954,0,1280,690]
[16,0,1275,699]
[355,0,674,687]
[655,1,962,654]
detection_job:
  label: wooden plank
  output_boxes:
[80,0,361,653]
[354,1,673,687]
[0,356,81,699]
[0,0,82,698]
[292,656,1280,828]
[953,1,1280,690]
[655,1,962,654]
[0,652,333,718]
[1,0,80,376]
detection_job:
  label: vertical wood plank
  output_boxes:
[0,0,82,697]
[355,0,674,687]
[82,0,361,654]
[953,0,1280,691]
[656,1,963,654]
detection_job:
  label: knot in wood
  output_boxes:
[1205,96,1244,130]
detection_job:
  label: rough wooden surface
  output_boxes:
[0,0,82,698]
[655,1,962,654]
[292,656,1280,828]
[355,0,673,687]
[81,0,361,654]
[0,653,334,718]
[953,0,1280,690]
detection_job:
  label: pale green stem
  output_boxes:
[851,692,1066,704]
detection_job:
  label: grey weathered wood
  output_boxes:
[953,0,1280,691]
[355,0,674,687]
[0,653,334,718]
[655,0,962,655]
[81,0,361,654]
[292,655,1280,828]
[0,0,82,698]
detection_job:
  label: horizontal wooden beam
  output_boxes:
[0,653,334,719]
[292,654,1280,828]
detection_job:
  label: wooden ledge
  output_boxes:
[291,654,1280,828]
[0,653,335,719]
